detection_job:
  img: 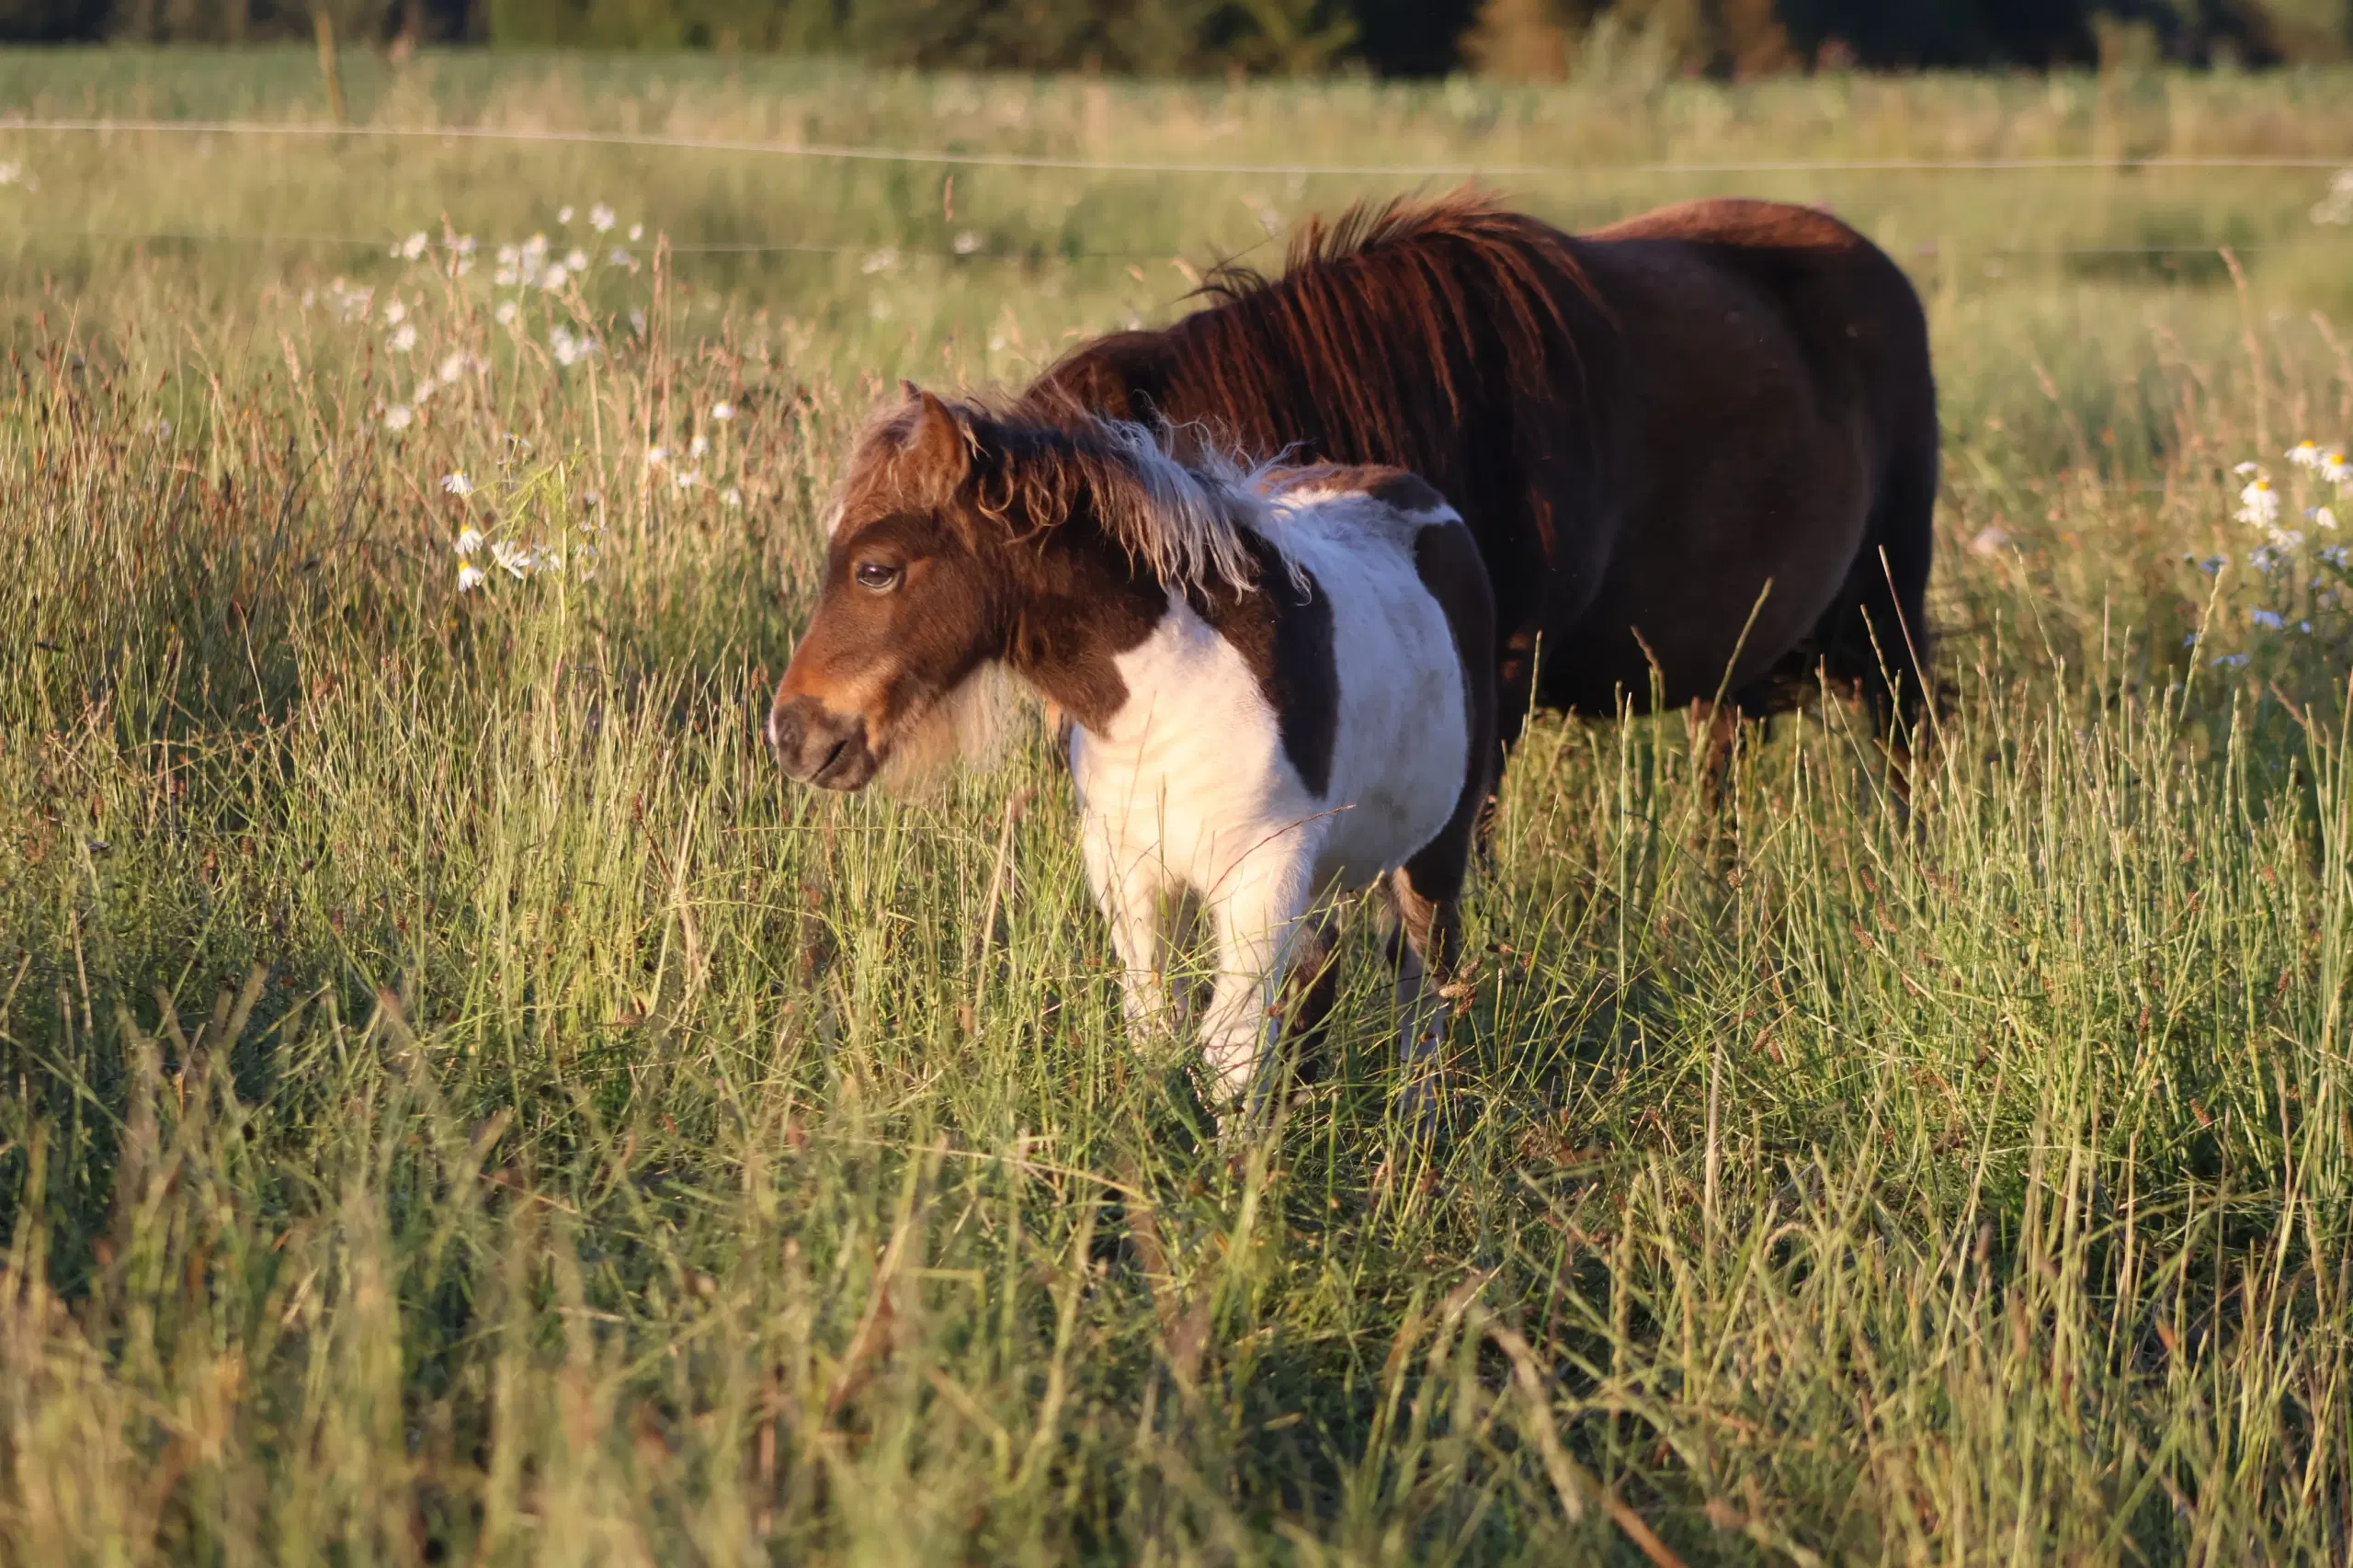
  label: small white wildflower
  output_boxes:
[2325,449,2352,484]
[494,300,518,325]
[455,525,485,554]
[860,246,900,276]
[558,205,575,224]
[1966,524,2010,558]
[674,468,701,492]
[412,380,437,405]
[149,417,172,437]
[400,231,429,261]
[608,247,636,269]
[2317,506,2341,530]
[451,234,478,256]
[2251,608,2285,630]
[493,266,519,288]
[438,350,469,384]
[492,539,531,580]
[0,161,24,187]
[441,472,474,496]
[458,562,488,593]
[629,222,644,242]
[382,403,414,431]
[988,334,1006,352]
[2234,460,2261,476]
[382,298,409,326]
[386,323,418,353]
[301,288,316,309]
[2290,439,2325,470]
[710,400,734,422]
[496,244,519,266]
[630,309,647,336]
[2239,475,2281,528]
[589,203,616,233]
[565,247,588,273]
[952,230,982,256]
[722,486,743,507]
[646,445,668,467]
[688,434,709,460]
[583,488,603,508]
[540,262,570,290]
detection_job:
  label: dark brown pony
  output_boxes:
[1021,189,1938,760]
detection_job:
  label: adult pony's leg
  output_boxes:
[1198,856,1316,1122]
[1822,424,1938,790]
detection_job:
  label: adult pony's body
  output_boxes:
[1022,191,1939,751]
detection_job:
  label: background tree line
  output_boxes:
[2,0,2347,74]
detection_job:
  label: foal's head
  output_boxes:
[767,384,1252,790]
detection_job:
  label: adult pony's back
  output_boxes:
[1020,190,1938,753]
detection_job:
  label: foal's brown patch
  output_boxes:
[1196,533,1337,798]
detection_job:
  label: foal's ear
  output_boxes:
[895,383,972,506]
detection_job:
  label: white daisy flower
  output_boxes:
[722,486,743,507]
[400,232,429,261]
[674,468,701,492]
[558,205,575,224]
[2239,476,2281,528]
[451,234,477,256]
[2317,507,2341,530]
[2325,449,2352,484]
[608,248,636,269]
[710,401,734,422]
[438,350,470,384]
[565,247,588,273]
[494,300,518,325]
[0,161,25,186]
[630,309,647,336]
[540,262,570,290]
[442,472,474,496]
[688,434,709,460]
[492,539,532,579]
[2234,460,2261,476]
[860,247,900,276]
[629,222,644,242]
[455,525,485,554]
[382,403,414,431]
[646,445,668,466]
[458,562,488,593]
[589,203,616,233]
[2289,440,2324,470]
[412,380,436,405]
[952,230,981,256]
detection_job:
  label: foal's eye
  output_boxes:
[853,561,902,594]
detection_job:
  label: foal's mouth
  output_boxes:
[804,732,880,790]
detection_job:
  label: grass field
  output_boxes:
[5,48,2353,1565]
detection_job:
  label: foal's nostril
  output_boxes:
[767,702,804,769]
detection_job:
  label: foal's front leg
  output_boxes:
[1083,827,1176,1041]
[1198,855,1315,1122]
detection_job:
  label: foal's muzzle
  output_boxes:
[767,696,879,790]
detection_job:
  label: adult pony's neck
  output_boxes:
[1017,188,1601,555]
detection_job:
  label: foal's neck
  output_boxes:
[1002,481,1254,735]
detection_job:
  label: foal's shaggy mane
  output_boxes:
[968,412,1268,596]
[846,392,1282,596]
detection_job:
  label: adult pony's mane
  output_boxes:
[844,394,1269,594]
[1021,189,1600,559]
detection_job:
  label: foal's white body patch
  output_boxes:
[1068,483,1472,1107]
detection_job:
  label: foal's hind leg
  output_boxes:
[1382,854,1466,1124]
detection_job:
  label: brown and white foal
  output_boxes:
[768,386,1496,1118]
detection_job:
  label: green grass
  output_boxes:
[4,48,2353,1566]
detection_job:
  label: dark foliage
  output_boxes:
[2,0,2344,79]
